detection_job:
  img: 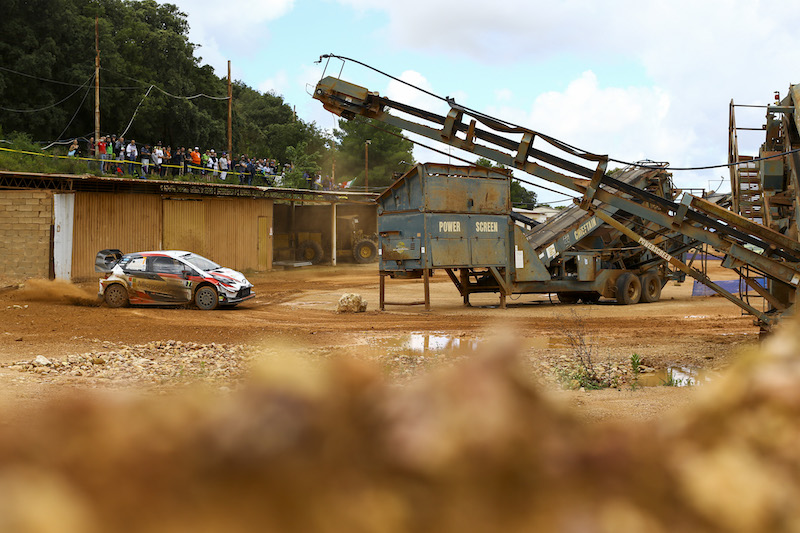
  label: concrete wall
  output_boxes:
[0,190,53,279]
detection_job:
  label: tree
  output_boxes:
[333,116,413,188]
[0,0,326,169]
[283,140,321,189]
[475,158,538,207]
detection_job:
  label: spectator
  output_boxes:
[162,145,171,177]
[237,156,247,184]
[125,139,138,175]
[247,157,256,186]
[172,147,183,177]
[140,144,151,176]
[67,139,79,157]
[219,152,228,180]
[106,137,114,173]
[97,136,108,173]
[115,136,125,174]
[201,150,209,179]
[190,147,201,174]
[208,149,218,179]
[152,142,163,177]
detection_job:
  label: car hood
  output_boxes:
[207,268,252,288]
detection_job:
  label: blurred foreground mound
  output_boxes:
[2,323,800,533]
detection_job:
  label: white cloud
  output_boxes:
[333,0,800,193]
[494,88,513,102]
[171,0,295,74]
[522,71,677,163]
[258,70,289,96]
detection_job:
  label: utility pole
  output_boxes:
[227,60,232,157]
[365,140,371,193]
[94,15,100,145]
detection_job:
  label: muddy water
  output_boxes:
[635,366,710,387]
[370,332,481,358]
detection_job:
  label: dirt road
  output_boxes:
[0,263,759,420]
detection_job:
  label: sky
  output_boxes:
[170,0,800,204]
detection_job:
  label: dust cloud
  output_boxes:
[18,279,100,307]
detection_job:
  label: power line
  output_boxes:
[321,54,794,174]
[0,64,141,89]
[0,73,94,113]
[100,67,230,100]
[0,64,92,87]
[43,82,95,149]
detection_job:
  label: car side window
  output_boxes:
[148,256,182,274]
[125,256,146,272]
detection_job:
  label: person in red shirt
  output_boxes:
[97,136,108,174]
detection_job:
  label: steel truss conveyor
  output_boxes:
[313,75,800,330]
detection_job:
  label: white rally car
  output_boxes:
[96,249,255,310]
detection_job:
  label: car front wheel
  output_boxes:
[195,286,218,310]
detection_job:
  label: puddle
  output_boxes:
[370,332,481,358]
[635,366,709,387]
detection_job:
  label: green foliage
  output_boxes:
[283,140,321,189]
[0,131,100,175]
[0,0,324,169]
[475,158,537,208]
[661,369,680,387]
[630,353,641,374]
[511,180,537,209]
[333,117,413,188]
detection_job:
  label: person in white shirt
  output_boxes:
[220,152,228,180]
[152,142,164,176]
[125,140,138,175]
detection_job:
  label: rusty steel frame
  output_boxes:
[315,76,800,328]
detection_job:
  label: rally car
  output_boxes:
[96,249,255,310]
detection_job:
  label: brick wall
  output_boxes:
[0,190,53,279]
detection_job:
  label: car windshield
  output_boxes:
[180,253,220,272]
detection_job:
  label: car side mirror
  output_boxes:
[182,270,190,279]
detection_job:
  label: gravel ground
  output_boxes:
[2,340,249,389]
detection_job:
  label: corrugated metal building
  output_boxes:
[0,172,376,281]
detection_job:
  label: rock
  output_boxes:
[337,293,367,313]
[33,356,52,367]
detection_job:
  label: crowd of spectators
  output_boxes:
[72,134,298,187]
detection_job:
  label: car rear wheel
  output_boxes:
[195,286,218,310]
[104,284,129,308]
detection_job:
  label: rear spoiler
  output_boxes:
[95,249,123,272]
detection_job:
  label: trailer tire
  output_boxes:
[353,239,378,263]
[639,272,662,303]
[297,240,324,265]
[556,292,581,304]
[615,272,641,305]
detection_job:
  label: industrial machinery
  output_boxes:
[338,214,379,263]
[313,66,800,331]
[376,162,692,307]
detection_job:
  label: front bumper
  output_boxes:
[219,286,255,305]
